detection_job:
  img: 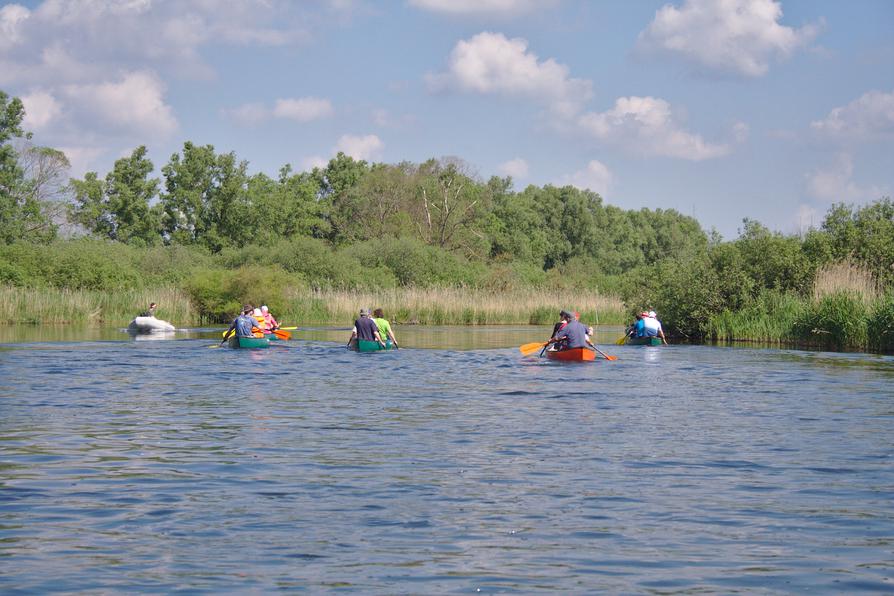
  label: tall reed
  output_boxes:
[813,259,879,303]
[280,287,626,326]
[0,285,196,325]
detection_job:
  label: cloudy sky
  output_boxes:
[2,0,892,238]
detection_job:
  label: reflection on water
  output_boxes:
[1,330,892,592]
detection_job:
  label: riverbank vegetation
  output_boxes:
[2,90,892,351]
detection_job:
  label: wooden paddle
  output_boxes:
[589,345,618,361]
[519,341,549,356]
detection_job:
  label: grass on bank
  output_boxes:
[0,284,626,327]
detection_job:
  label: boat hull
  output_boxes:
[227,336,271,349]
[128,316,175,334]
[625,336,663,346]
[545,347,596,362]
[357,339,394,352]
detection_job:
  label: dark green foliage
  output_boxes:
[185,266,292,323]
[796,291,869,351]
[70,146,161,245]
[0,92,57,244]
[867,293,894,352]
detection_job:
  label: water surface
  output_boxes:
[1,327,892,593]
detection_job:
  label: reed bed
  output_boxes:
[0,286,196,326]
[282,287,626,326]
[813,260,879,303]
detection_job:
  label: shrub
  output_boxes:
[868,293,894,353]
[186,265,295,323]
[796,291,869,350]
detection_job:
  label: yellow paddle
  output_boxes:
[614,335,627,345]
[519,341,548,356]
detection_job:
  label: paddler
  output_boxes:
[347,308,386,350]
[643,310,668,344]
[139,302,157,317]
[221,304,260,345]
[372,307,398,349]
[260,305,279,331]
[546,312,595,352]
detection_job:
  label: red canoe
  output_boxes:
[545,347,596,362]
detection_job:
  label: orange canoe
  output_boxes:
[545,347,596,362]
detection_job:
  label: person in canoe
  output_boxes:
[372,307,398,349]
[139,302,158,317]
[551,309,571,339]
[643,310,668,344]
[347,308,386,350]
[624,312,644,340]
[546,311,595,352]
[221,304,261,345]
[260,305,280,331]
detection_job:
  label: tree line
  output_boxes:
[2,89,893,345]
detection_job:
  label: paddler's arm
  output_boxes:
[220,321,237,344]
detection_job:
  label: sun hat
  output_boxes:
[360,308,369,316]
[648,311,657,318]
[261,305,269,313]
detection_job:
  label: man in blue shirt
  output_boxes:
[347,308,386,349]
[548,315,594,350]
[221,304,259,345]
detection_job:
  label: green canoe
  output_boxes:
[625,336,663,346]
[227,335,271,349]
[357,339,394,352]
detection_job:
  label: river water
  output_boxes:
[1,326,892,593]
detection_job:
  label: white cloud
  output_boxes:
[497,157,529,179]
[56,145,104,177]
[427,31,592,117]
[221,102,270,127]
[577,96,729,160]
[334,134,384,161]
[732,121,749,143]
[409,0,550,17]
[273,97,334,122]
[63,71,177,139]
[0,3,30,50]
[222,97,335,126]
[562,160,614,195]
[810,89,894,139]
[301,155,330,171]
[636,0,820,77]
[805,153,882,202]
[21,90,62,131]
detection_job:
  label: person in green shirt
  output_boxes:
[372,307,398,349]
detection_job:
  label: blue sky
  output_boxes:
[2,0,892,239]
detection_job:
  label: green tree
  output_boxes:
[160,142,253,251]
[0,91,57,243]
[70,146,160,245]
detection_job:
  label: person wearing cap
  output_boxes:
[347,308,386,349]
[551,310,571,340]
[642,310,668,344]
[372,307,398,349]
[221,304,261,344]
[139,302,157,317]
[546,311,595,352]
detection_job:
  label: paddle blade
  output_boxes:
[272,329,291,340]
[604,354,618,361]
[279,326,298,330]
[614,335,627,345]
[519,341,548,356]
